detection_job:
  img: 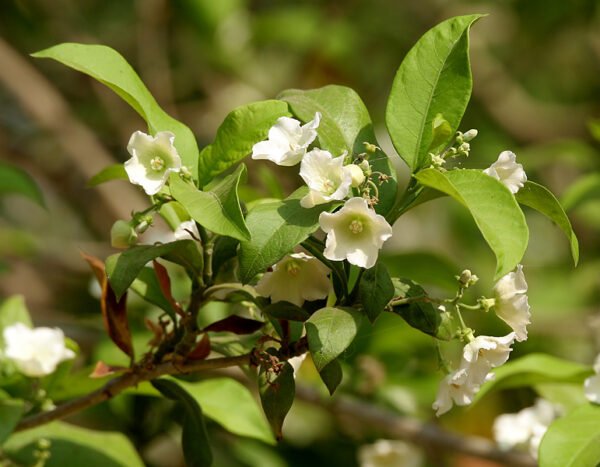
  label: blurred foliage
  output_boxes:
[1,0,599,466]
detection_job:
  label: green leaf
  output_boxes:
[318,359,343,396]
[539,404,600,467]
[170,165,250,241]
[561,173,600,212]
[390,278,449,339]
[415,168,528,279]
[428,114,453,153]
[474,353,592,404]
[197,100,291,186]
[158,201,190,230]
[279,85,397,215]
[305,307,362,372]
[0,399,24,445]
[0,162,44,207]
[516,181,579,266]
[259,361,295,440]
[263,302,311,322]
[129,267,177,318]
[358,263,394,323]
[33,44,199,175]
[386,15,482,170]
[175,378,275,445]
[381,251,460,291]
[4,421,144,467]
[87,164,128,187]
[151,379,213,467]
[106,240,203,299]
[0,295,32,347]
[238,187,332,283]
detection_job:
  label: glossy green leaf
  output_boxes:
[474,353,592,404]
[238,187,332,283]
[561,173,600,212]
[358,263,394,323]
[106,240,202,299]
[129,267,177,318]
[263,302,311,322]
[381,251,459,291]
[386,15,482,170]
[516,181,579,265]
[415,168,528,279]
[279,85,397,214]
[0,162,44,207]
[151,379,213,467]
[306,307,362,372]
[539,404,600,467]
[176,378,275,445]
[197,100,290,186]
[318,359,343,396]
[0,295,32,347]
[170,165,250,241]
[259,361,295,440]
[87,164,128,187]
[158,201,190,230]
[33,43,199,175]
[4,421,144,467]
[0,399,24,445]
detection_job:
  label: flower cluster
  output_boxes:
[2,323,75,377]
[584,353,600,404]
[252,113,393,270]
[358,439,423,467]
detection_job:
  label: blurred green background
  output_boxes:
[1,0,599,466]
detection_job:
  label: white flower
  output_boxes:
[319,197,393,269]
[483,150,527,194]
[255,252,331,306]
[251,113,321,166]
[432,367,492,416]
[493,265,531,342]
[493,399,558,459]
[584,354,600,404]
[3,323,75,377]
[299,149,353,208]
[125,131,182,195]
[288,353,308,379]
[173,220,200,241]
[462,333,516,381]
[358,439,423,467]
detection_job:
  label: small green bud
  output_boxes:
[459,142,470,153]
[346,164,366,187]
[363,142,380,153]
[430,154,446,167]
[134,214,154,234]
[458,269,478,287]
[180,166,193,179]
[478,297,496,311]
[37,439,51,450]
[110,220,138,249]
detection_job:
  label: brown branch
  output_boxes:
[15,354,251,432]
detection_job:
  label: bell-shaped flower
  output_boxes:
[462,333,516,381]
[251,113,321,166]
[493,399,558,459]
[584,354,600,404]
[173,220,200,241]
[3,323,75,377]
[493,265,531,341]
[319,197,392,269]
[299,149,353,208]
[125,131,182,195]
[358,439,423,467]
[432,367,493,416]
[483,150,527,194]
[255,252,330,306]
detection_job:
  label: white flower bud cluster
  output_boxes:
[584,354,600,404]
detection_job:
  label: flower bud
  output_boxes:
[463,129,478,142]
[110,220,138,249]
[479,297,496,312]
[363,142,379,153]
[346,164,366,187]
[134,214,154,234]
[458,269,478,287]
[459,142,470,153]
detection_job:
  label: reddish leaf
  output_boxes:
[82,252,134,360]
[152,260,185,317]
[187,333,211,360]
[89,361,127,379]
[204,315,264,335]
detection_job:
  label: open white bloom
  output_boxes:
[462,333,516,381]
[299,149,353,208]
[584,354,600,404]
[432,367,493,416]
[358,439,423,467]
[493,399,558,459]
[493,265,531,341]
[3,323,75,377]
[173,220,200,241]
[319,197,393,269]
[255,252,330,306]
[483,150,527,194]
[125,131,182,195]
[251,113,321,166]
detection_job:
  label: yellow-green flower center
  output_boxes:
[349,219,363,234]
[286,260,301,276]
[150,156,165,172]
[323,179,335,194]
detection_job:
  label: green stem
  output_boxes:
[457,302,482,311]
[301,236,349,300]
